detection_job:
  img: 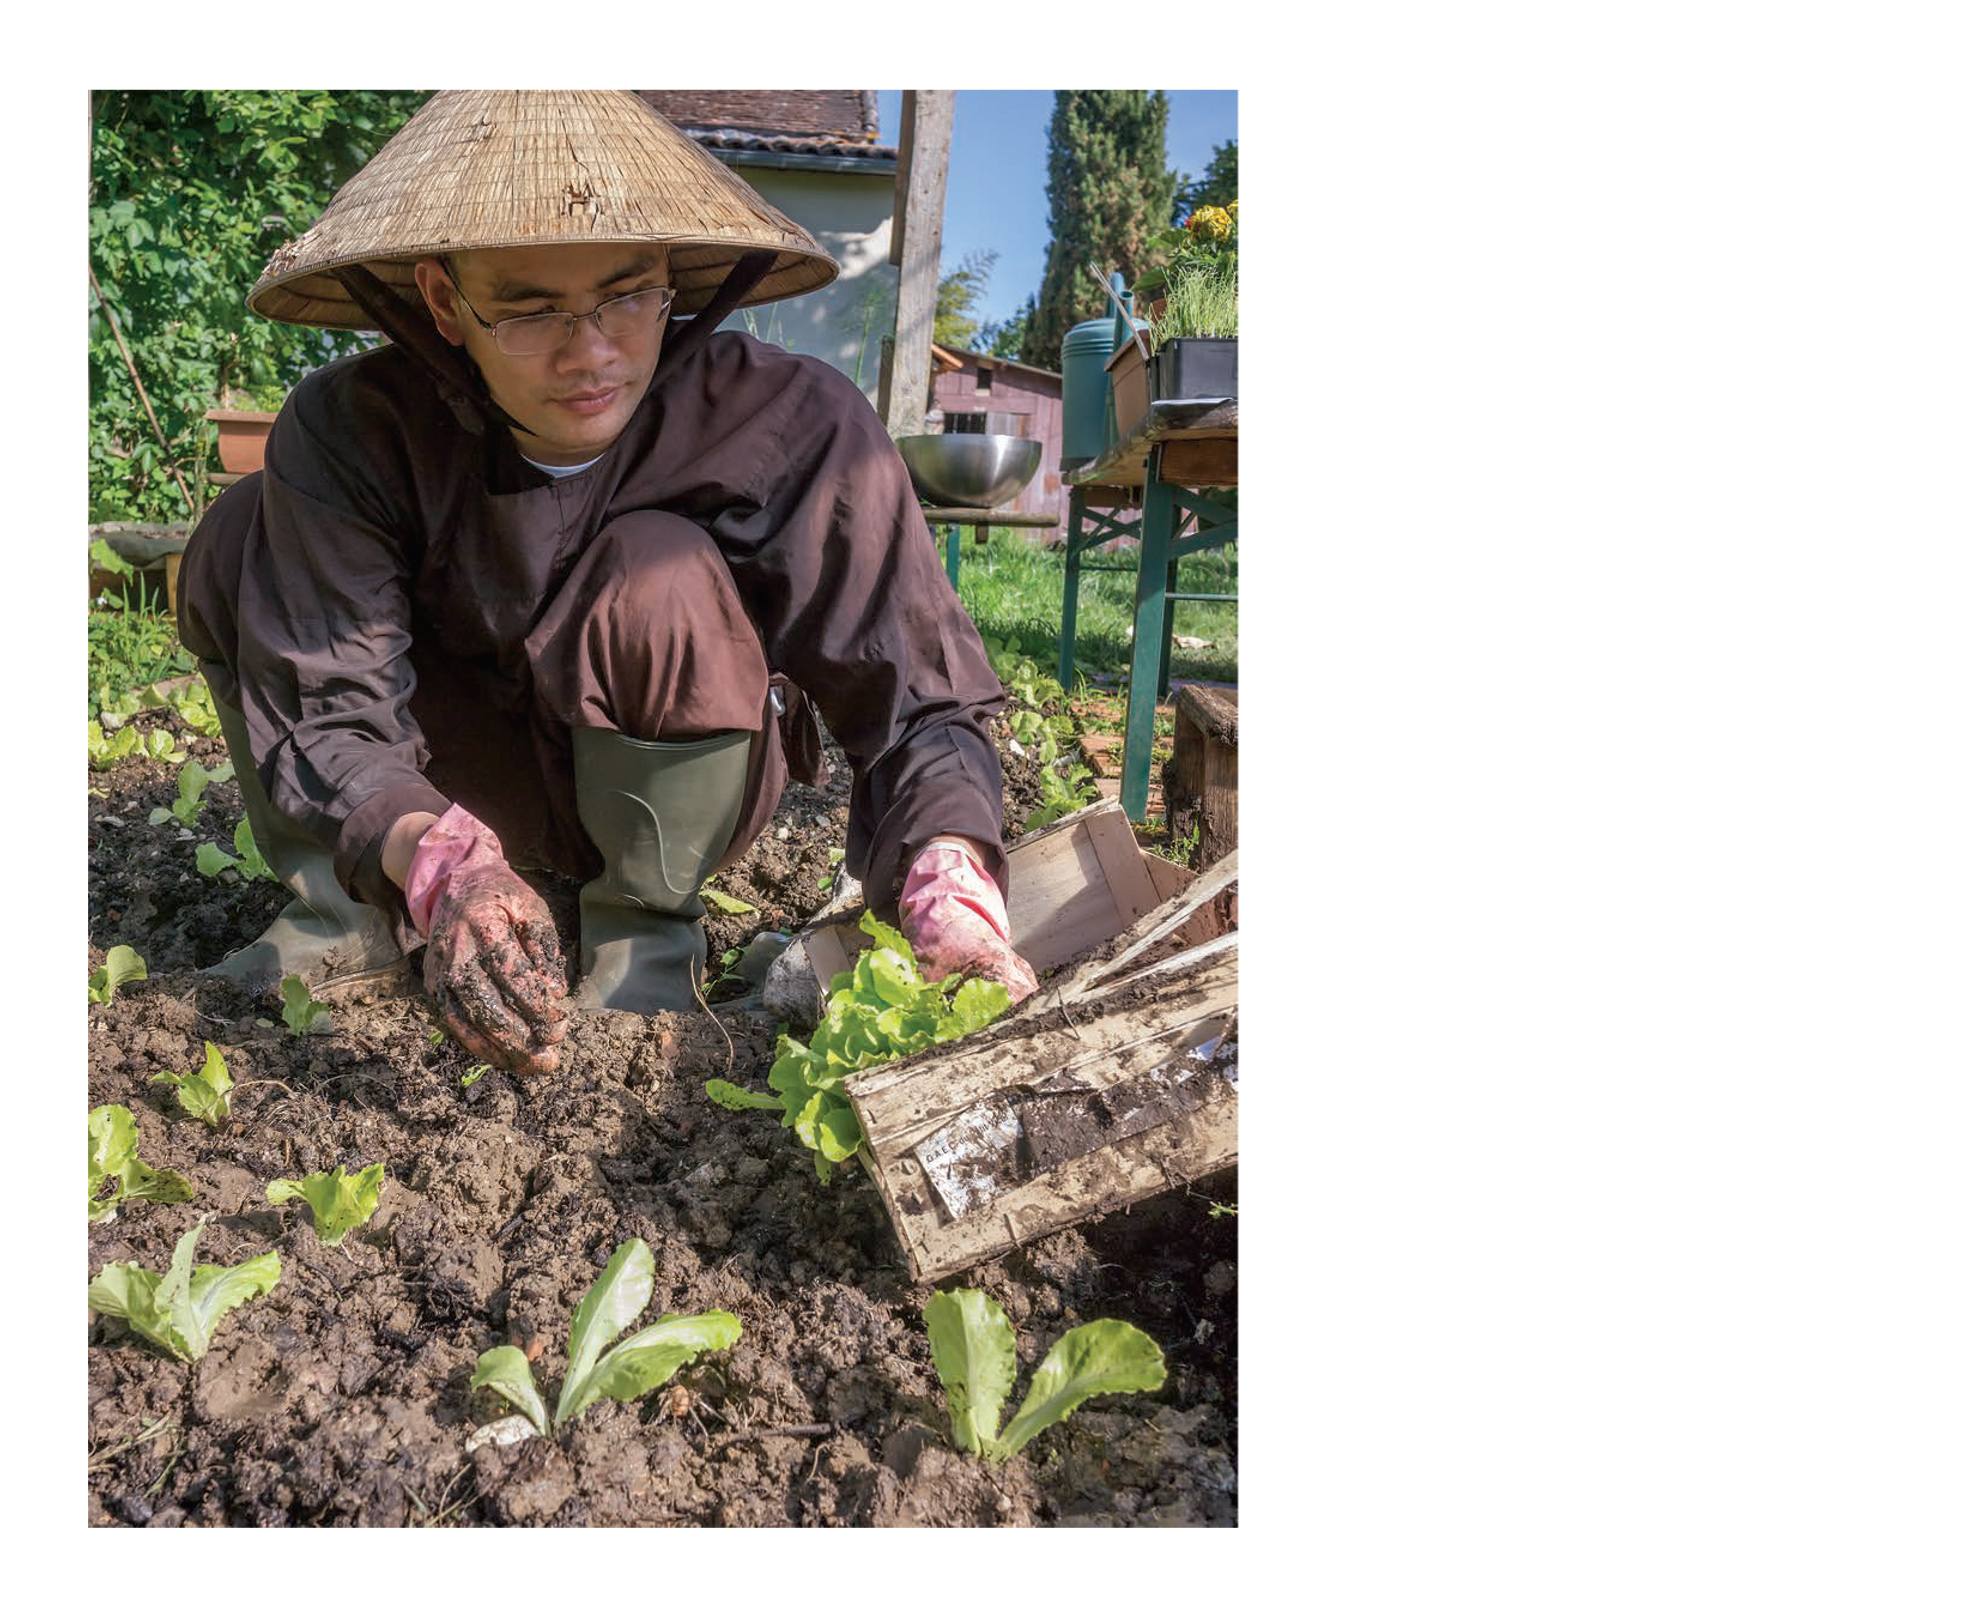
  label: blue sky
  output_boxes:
[876,91,1238,333]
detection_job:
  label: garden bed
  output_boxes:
[85,698,1237,1528]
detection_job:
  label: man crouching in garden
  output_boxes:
[178,89,1037,1077]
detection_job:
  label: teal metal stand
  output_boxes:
[1059,399,1238,822]
[1118,450,1237,819]
[1057,486,1143,687]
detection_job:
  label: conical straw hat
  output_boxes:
[248,90,839,329]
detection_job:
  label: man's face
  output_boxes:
[413,242,672,465]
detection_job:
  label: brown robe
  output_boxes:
[179,330,1009,924]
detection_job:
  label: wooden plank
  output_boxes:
[852,948,1237,1139]
[1141,852,1222,950]
[1158,436,1238,488]
[1166,687,1239,877]
[1066,401,1237,490]
[880,91,954,439]
[1080,800,1161,923]
[1027,846,1237,1011]
[897,1097,1237,1282]
[800,924,857,988]
[847,948,1239,1282]
[1176,685,1239,746]
[917,508,1059,527]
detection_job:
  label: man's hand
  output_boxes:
[897,837,1039,1004]
[406,806,569,1074]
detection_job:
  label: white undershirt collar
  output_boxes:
[522,451,605,478]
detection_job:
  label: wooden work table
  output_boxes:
[1060,399,1238,820]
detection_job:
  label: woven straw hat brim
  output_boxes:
[248,90,839,329]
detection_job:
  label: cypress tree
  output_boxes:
[1019,92,1176,371]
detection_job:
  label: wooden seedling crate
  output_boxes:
[799,798,1167,986]
[841,842,1239,1284]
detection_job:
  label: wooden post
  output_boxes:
[1163,686,1239,931]
[879,90,953,439]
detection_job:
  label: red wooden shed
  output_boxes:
[927,343,1068,529]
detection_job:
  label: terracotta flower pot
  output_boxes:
[205,409,279,475]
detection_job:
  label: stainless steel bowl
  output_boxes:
[896,433,1043,510]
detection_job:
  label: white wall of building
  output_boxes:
[714,165,899,405]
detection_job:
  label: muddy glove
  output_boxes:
[406,804,569,1075]
[897,837,1039,1004]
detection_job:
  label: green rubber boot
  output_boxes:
[571,726,751,1013]
[203,697,406,990]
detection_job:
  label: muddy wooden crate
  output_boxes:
[793,801,1237,1283]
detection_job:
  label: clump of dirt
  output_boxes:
[86,699,1237,1528]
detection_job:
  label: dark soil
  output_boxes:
[86,702,1237,1528]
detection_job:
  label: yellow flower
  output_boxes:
[1187,205,1233,243]
[1226,199,1238,223]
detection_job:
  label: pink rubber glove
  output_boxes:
[406,805,569,1075]
[897,838,1039,1004]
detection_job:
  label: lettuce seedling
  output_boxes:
[89,1103,195,1223]
[170,681,226,739]
[700,883,754,915]
[265,1162,385,1245]
[280,974,331,1035]
[87,720,138,768]
[148,1040,234,1127]
[88,1218,282,1364]
[89,944,147,1004]
[704,913,1008,1182]
[1024,755,1099,832]
[923,1288,1167,1464]
[469,1237,741,1438]
[197,819,275,882]
[89,722,179,768]
[149,760,212,829]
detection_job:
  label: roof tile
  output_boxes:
[637,90,895,160]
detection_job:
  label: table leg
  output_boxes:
[1121,474,1178,821]
[1158,550,1180,702]
[1058,489,1088,688]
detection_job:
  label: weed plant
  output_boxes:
[89,591,192,720]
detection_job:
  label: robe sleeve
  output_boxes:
[693,345,1011,912]
[229,368,451,904]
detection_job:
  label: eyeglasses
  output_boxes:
[443,267,676,356]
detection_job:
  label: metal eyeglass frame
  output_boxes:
[441,263,677,356]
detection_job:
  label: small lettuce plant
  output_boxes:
[149,1041,234,1127]
[149,760,213,829]
[89,721,181,769]
[470,1237,741,1438]
[197,819,275,882]
[923,1288,1167,1464]
[89,1104,195,1223]
[266,1162,385,1246]
[280,975,331,1035]
[89,945,147,1004]
[89,1218,282,1364]
[705,914,1008,1182]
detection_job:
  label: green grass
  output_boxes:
[953,527,1237,689]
